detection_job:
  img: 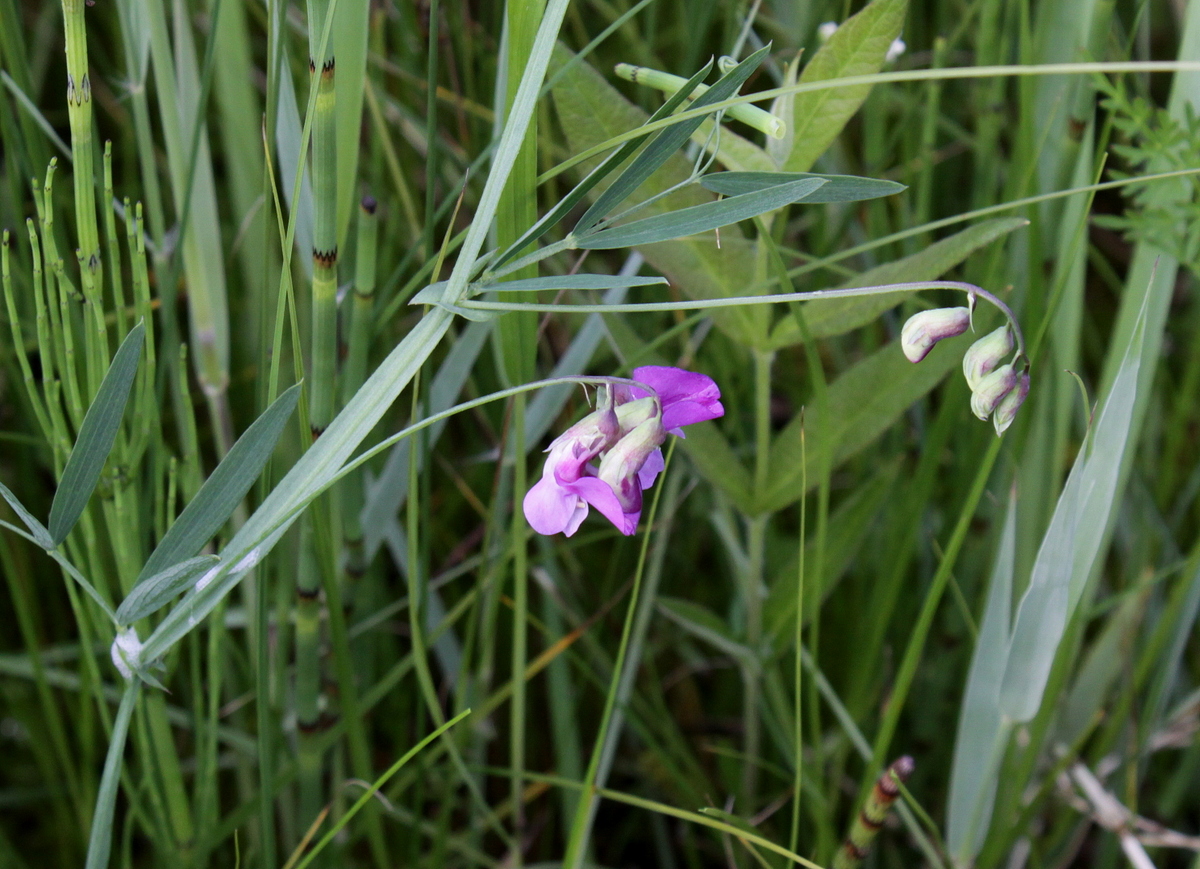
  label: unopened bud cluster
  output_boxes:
[901,305,1029,436]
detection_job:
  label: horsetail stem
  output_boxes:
[339,195,378,600]
[833,756,915,869]
[308,0,338,437]
[60,0,104,293]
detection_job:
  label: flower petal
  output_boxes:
[572,476,640,536]
[523,476,588,536]
[637,447,665,490]
[631,365,724,430]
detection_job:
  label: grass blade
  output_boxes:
[48,322,145,545]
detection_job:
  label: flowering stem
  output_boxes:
[459,279,1027,357]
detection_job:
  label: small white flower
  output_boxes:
[886,38,907,62]
[962,326,1014,389]
[818,21,839,42]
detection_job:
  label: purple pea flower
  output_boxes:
[523,366,724,537]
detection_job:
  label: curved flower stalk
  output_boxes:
[524,366,724,536]
[900,287,1030,435]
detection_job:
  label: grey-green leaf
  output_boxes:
[0,480,53,549]
[574,45,772,233]
[48,321,145,545]
[700,171,905,202]
[576,177,826,249]
[136,382,301,584]
[117,556,218,625]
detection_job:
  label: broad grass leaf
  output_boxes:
[84,682,138,869]
[49,322,145,545]
[759,330,970,513]
[136,383,301,584]
[117,556,218,625]
[946,493,1017,866]
[999,295,1150,723]
[577,177,826,248]
[767,217,1028,348]
[782,0,909,173]
[700,171,904,202]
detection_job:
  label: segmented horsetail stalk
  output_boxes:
[832,756,915,869]
[60,0,103,292]
[340,195,379,604]
[308,0,339,437]
[293,0,340,838]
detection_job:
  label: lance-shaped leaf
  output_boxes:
[700,170,905,202]
[135,382,301,584]
[1,481,53,549]
[117,556,218,625]
[574,44,773,234]
[576,176,826,249]
[49,321,145,545]
[495,57,714,268]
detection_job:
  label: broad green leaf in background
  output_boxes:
[700,171,905,202]
[117,556,219,625]
[759,330,970,513]
[576,177,826,248]
[779,0,909,173]
[764,461,899,643]
[134,383,302,584]
[48,322,145,545]
[999,294,1151,722]
[767,217,1028,347]
[946,494,1017,867]
[657,597,754,664]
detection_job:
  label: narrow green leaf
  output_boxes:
[768,217,1028,347]
[576,177,826,249]
[136,382,301,584]
[117,556,218,625]
[84,681,139,869]
[0,481,53,549]
[780,0,908,172]
[700,171,905,202]
[480,274,668,292]
[48,322,145,545]
[574,44,772,233]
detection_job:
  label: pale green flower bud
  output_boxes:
[992,372,1030,435]
[900,307,971,363]
[962,326,1014,389]
[970,364,1017,420]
